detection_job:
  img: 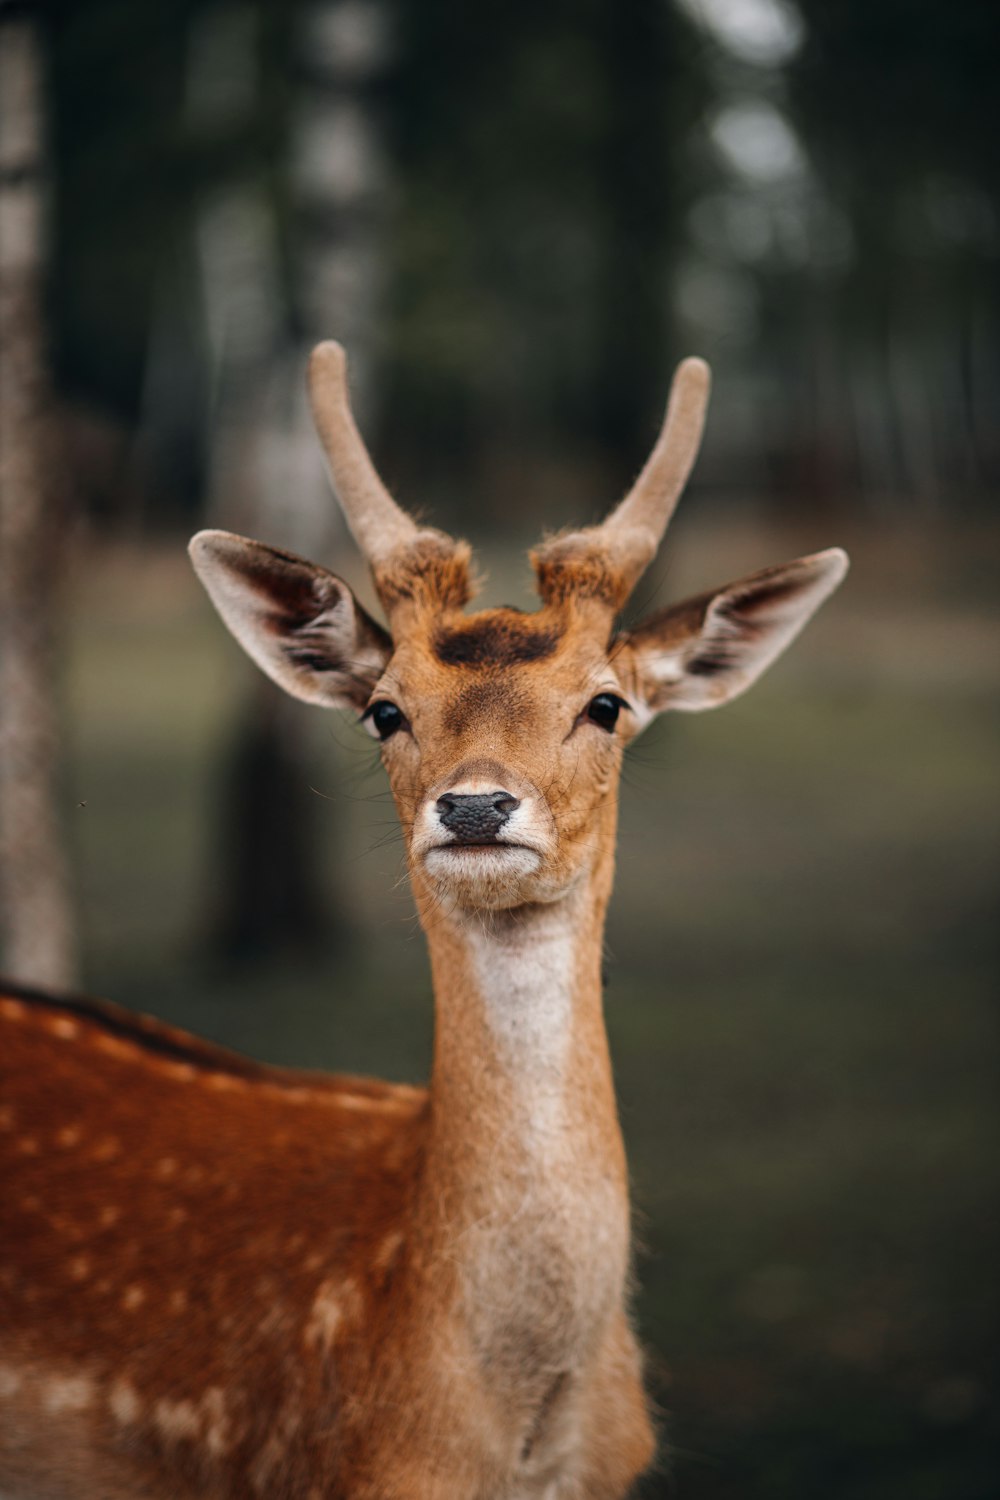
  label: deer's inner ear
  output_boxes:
[620,548,849,719]
[189,530,392,711]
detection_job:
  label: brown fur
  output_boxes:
[373,533,476,615]
[0,987,429,1497]
[530,536,630,611]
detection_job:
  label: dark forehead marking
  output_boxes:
[433,613,561,668]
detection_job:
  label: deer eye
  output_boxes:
[586,693,628,732]
[363,701,407,741]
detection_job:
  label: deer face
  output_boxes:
[361,601,632,910]
[191,343,848,914]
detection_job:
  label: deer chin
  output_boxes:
[422,843,545,910]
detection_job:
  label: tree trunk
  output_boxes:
[193,0,391,963]
[0,10,78,989]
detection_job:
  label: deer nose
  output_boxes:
[436,791,520,842]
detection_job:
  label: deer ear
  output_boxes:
[189,530,392,710]
[620,548,849,720]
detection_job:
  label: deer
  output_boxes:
[0,341,848,1499]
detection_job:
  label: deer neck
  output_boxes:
[408,825,629,1386]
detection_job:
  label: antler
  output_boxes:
[601,356,710,575]
[308,342,419,565]
[309,340,707,618]
[532,357,711,608]
[308,342,473,615]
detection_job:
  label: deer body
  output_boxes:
[1,880,643,1498]
[1,343,848,1497]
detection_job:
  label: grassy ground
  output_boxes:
[60,514,999,1499]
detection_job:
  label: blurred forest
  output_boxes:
[1,0,999,1496]
[39,0,1000,517]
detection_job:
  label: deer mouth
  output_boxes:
[421,842,547,910]
[424,842,543,870]
[431,846,539,858]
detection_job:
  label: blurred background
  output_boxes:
[1,0,998,1493]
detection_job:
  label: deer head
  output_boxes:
[190,342,847,916]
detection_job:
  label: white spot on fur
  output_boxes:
[96,1035,132,1058]
[162,1061,196,1082]
[202,1386,229,1456]
[305,1293,341,1352]
[56,1123,83,1147]
[304,1276,361,1353]
[206,1073,245,1092]
[45,1373,94,1413]
[155,1156,178,1178]
[165,1074,424,1114]
[153,1387,230,1457]
[48,1015,79,1039]
[122,1283,146,1311]
[109,1377,141,1425]
[329,1092,377,1116]
[155,1395,200,1442]
[375,1230,404,1272]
